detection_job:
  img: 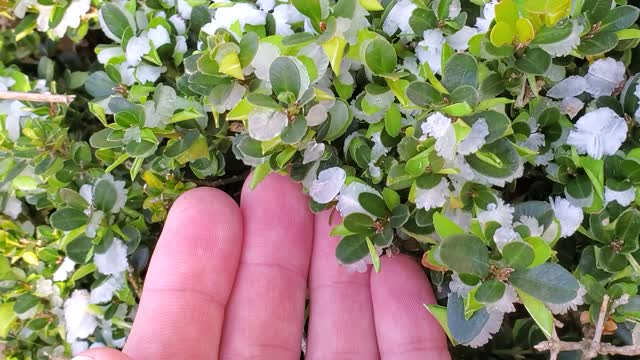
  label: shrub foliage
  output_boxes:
[3,0,640,358]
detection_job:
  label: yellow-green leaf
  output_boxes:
[322,36,348,76]
[358,0,383,11]
[218,51,245,80]
[517,289,554,339]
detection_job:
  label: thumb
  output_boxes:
[72,348,132,360]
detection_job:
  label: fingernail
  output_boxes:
[72,356,94,360]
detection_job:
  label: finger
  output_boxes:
[370,255,450,360]
[73,348,131,360]
[219,173,314,359]
[123,188,243,359]
[306,210,379,360]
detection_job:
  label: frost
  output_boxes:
[547,284,586,314]
[382,0,417,35]
[135,63,166,84]
[477,199,514,227]
[585,58,626,97]
[309,167,346,204]
[148,26,170,49]
[539,22,583,57]
[125,36,151,66]
[202,3,267,34]
[93,238,128,276]
[415,177,450,210]
[247,108,288,141]
[273,4,305,36]
[567,107,627,159]
[446,26,478,52]
[250,43,281,81]
[547,76,588,99]
[466,311,504,348]
[604,186,636,206]
[475,0,498,33]
[420,112,456,160]
[336,181,381,219]
[64,290,98,342]
[458,119,489,155]
[550,196,583,237]
[560,97,584,119]
[493,226,521,252]
[416,29,445,74]
[303,141,325,164]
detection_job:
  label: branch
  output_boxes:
[0,91,76,105]
[535,294,640,358]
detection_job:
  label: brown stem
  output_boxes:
[0,91,75,105]
[535,295,640,359]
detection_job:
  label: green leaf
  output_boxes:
[364,38,397,75]
[93,178,118,213]
[526,237,553,267]
[336,234,369,264]
[65,234,94,263]
[318,99,352,141]
[465,139,520,179]
[281,116,308,144]
[409,8,438,35]
[447,294,490,345]
[384,103,402,137]
[578,31,619,55]
[382,188,401,210]
[270,57,304,99]
[510,263,579,303]
[600,6,640,33]
[390,204,410,227]
[239,32,260,67]
[70,263,97,282]
[14,294,39,314]
[566,174,593,202]
[424,304,454,343]
[344,213,374,232]
[433,212,465,239]
[441,102,473,116]
[442,53,478,92]
[440,234,490,278]
[99,3,136,41]
[406,81,443,107]
[322,36,348,75]
[517,289,554,339]
[250,161,272,190]
[583,0,613,23]
[358,192,388,218]
[291,0,326,25]
[0,302,17,338]
[502,242,535,269]
[59,188,89,210]
[366,237,381,272]
[475,279,506,303]
[615,209,640,254]
[515,48,551,75]
[50,208,88,231]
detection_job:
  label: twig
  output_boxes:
[535,294,640,358]
[127,269,142,299]
[0,91,76,105]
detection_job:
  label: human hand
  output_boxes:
[74,174,449,360]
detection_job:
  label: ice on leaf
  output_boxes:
[247,108,288,141]
[567,107,627,159]
[309,167,346,204]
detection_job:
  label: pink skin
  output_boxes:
[76,174,449,360]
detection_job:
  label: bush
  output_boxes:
[2,0,640,358]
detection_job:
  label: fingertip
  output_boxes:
[372,255,437,303]
[167,186,241,229]
[370,254,449,359]
[74,348,131,360]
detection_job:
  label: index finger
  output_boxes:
[123,187,243,359]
